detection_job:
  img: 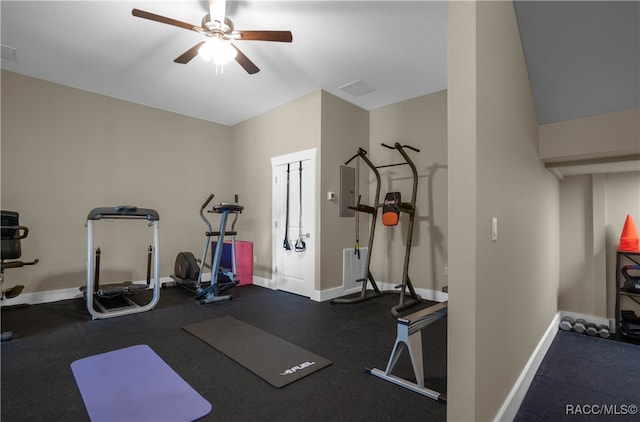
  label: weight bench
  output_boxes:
[367,301,448,402]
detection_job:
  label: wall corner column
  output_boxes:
[447,0,478,420]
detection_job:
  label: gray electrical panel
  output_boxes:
[340,165,355,217]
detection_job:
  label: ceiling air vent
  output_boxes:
[339,80,376,97]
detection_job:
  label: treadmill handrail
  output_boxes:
[87,206,159,221]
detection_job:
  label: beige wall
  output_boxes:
[231,90,370,292]
[605,172,640,317]
[448,2,560,420]
[231,90,371,292]
[319,91,369,291]
[540,108,640,162]
[369,90,448,291]
[1,70,233,293]
[559,172,640,318]
[231,90,322,280]
[447,1,478,417]
[1,71,438,297]
[559,175,600,314]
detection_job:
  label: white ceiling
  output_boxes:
[1,0,448,126]
[1,1,638,128]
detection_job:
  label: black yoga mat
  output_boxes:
[183,316,332,388]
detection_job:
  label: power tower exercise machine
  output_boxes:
[172,194,243,304]
[83,206,160,320]
[380,142,423,317]
[331,148,382,304]
[332,143,423,316]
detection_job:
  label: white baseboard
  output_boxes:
[317,281,449,303]
[494,312,561,422]
[251,275,275,290]
[250,277,352,302]
[1,276,175,307]
[1,287,83,306]
[312,285,351,302]
[493,309,615,421]
[247,278,450,304]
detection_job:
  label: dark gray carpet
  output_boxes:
[4,286,639,421]
[1,286,447,421]
[515,330,640,421]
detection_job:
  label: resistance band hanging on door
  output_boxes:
[354,156,360,259]
[283,163,292,250]
[295,161,306,252]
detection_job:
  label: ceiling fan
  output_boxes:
[132,0,292,74]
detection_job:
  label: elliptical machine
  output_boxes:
[172,194,243,304]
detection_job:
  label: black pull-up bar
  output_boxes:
[345,147,369,165]
[377,143,420,169]
[381,142,420,153]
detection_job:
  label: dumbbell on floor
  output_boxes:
[558,316,611,339]
[559,316,574,331]
[585,322,598,336]
[573,319,587,334]
[597,324,610,339]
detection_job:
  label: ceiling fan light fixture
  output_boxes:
[198,38,237,65]
[132,6,290,74]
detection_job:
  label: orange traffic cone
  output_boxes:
[618,214,640,252]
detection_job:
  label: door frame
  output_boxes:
[271,148,317,297]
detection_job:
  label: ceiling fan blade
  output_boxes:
[174,42,205,64]
[237,30,293,43]
[132,9,200,32]
[232,44,260,74]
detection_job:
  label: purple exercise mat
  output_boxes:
[71,344,211,422]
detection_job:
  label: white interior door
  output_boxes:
[272,149,316,297]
